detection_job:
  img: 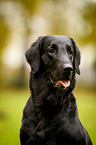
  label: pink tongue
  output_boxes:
[58,80,70,88]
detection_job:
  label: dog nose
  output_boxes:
[63,64,73,72]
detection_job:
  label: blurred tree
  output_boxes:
[80,2,96,45]
[0,15,10,88]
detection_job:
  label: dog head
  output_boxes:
[25,35,80,89]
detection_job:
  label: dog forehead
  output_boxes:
[43,35,72,47]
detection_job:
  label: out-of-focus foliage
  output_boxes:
[0,17,9,51]
[80,3,96,45]
[0,16,9,87]
[0,0,96,88]
[19,0,43,15]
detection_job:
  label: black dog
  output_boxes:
[20,35,92,145]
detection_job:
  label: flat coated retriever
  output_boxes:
[20,35,92,145]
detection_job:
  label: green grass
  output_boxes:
[75,89,96,145]
[0,90,29,145]
[0,89,96,145]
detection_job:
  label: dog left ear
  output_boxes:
[25,37,43,74]
[70,38,81,75]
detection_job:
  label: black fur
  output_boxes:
[20,35,92,145]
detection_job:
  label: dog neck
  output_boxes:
[30,71,50,97]
[30,70,76,108]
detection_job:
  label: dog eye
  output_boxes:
[48,48,55,53]
[67,46,73,56]
[48,44,57,54]
[68,50,73,55]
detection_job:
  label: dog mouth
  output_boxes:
[49,76,70,88]
[56,80,70,88]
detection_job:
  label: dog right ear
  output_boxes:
[25,37,43,74]
[70,38,81,75]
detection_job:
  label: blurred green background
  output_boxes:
[0,0,96,145]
